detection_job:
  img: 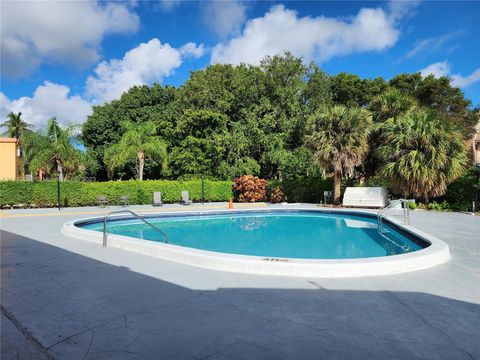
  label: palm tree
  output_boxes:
[22,117,80,181]
[377,110,467,201]
[1,112,32,139]
[306,105,372,204]
[1,112,34,177]
[363,88,418,179]
[105,122,167,180]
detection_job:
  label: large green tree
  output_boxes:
[377,111,467,200]
[105,121,167,180]
[303,64,332,112]
[389,73,476,138]
[306,105,372,204]
[170,109,228,177]
[330,73,386,108]
[177,52,313,179]
[83,84,177,180]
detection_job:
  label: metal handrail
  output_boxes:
[103,210,168,247]
[377,199,410,234]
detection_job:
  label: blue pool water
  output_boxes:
[79,211,425,259]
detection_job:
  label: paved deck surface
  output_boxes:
[1,204,479,359]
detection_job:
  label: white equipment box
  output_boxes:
[342,187,389,208]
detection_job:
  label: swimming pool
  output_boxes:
[64,208,451,277]
[80,211,423,259]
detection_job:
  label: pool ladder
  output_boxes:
[377,199,410,233]
[103,210,168,247]
[377,199,411,252]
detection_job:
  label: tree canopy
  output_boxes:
[77,52,478,201]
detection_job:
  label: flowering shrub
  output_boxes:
[269,186,284,203]
[233,175,267,202]
[417,201,451,211]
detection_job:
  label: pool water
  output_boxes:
[80,211,424,259]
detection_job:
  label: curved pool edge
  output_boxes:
[62,208,451,278]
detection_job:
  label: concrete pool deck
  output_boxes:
[1,203,479,359]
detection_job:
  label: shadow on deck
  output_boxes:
[1,230,478,360]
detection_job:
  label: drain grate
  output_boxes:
[263,257,289,262]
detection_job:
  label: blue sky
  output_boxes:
[1,0,479,129]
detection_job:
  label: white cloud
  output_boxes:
[0,37,205,129]
[180,42,206,58]
[420,61,480,88]
[211,4,402,65]
[203,1,246,37]
[1,82,92,129]
[86,38,205,104]
[403,31,462,60]
[387,0,420,22]
[156,0,182,11]
[405,38,435,60]
[452,69,480,88]
[1,1,139,78]
[420,61,451,78]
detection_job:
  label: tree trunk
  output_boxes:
[333,169,341,205]
[359,175,365,186]
[57,163,64,181]
[138,152,144,181]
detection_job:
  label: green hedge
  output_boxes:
[0,177,337,207]
[5,171,474,209]
[441,167,479,211]
[269,177,334,203]
[0,180,233,207]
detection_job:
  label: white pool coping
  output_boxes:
[62,207,451,278]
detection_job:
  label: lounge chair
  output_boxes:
[119,195,129,207]
[97,195,108,207]
[181,190,192,205]
[153,192,163,207]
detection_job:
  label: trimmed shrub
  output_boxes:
[270,177,333,203]
[408,200,416,210]
[0,179,232,207]
[233,175,267,202]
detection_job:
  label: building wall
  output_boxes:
[0,138,19,180]
[473,122,480,165]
